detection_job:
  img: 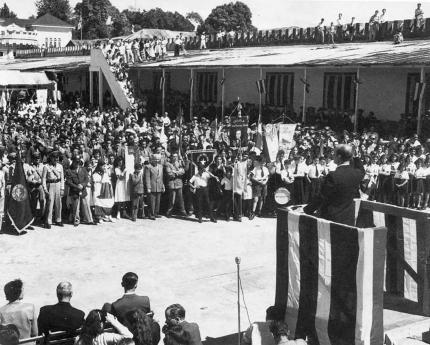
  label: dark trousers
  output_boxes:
[131,193,144,220]
[195,187,215,220]
[149,192,161,217]
[167,188,185,214]
[233,193,242,219]
[222,190,233,219]
[29,186,45,224]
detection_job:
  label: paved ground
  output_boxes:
[0,216,428,344]
[0,216,277,343]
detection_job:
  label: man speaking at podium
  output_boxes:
[303,144,364,226]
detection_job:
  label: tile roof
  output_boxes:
[32,13,73,28]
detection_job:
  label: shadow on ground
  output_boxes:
[384,293,424,316]
[204,333,240,345]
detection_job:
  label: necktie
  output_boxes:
[294,163,298,175]
[260,168,264,178]
[315,164,319,177]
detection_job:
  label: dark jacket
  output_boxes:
[111,294,151,324]
[304,158,364,226]
[65,167,89,199]
[180,321,202,345]
[37,302,85,336]
[130,171,144,195]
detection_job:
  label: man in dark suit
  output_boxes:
[37,282,85,339]
[304,144,364,226]
[110,272,151,324]
[65,159,93,226]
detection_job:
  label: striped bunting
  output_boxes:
[371,212,418,302]
[278,210,386,345]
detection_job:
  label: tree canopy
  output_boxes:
[35,0,71,22]
[0,3,17,19]
[204,1,254,33]
[123,8,195,32]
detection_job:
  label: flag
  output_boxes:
[186,149,216,168]
[414,82,426,101]
[256,79,266,94]
[276,208,386,345]
[159,76,165,91]
[105,15,112,26]
[77,16,82,30]
[256,119,263,151]
[300,78,310,93]
[7,154,33,234]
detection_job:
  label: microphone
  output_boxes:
[235,257,241,265]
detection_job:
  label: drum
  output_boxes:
[274,187,290,205]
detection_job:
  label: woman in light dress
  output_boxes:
[92,160,114,223]
[114,157,129,219]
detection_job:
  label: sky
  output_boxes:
[7,0,428,29]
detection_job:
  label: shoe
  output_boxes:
[155,215,162,218]
[187,211,193,216]
[211,218,217,223]
[179,211,188,217]
[150,216,156,220]
[165,211,171,218]
[44,224,51,229]
[249,213,255,220]
[54,222,64,227]
[74,223,79,227]
[198,218,203,223]
[238,217,242,222]
[27,226,35,230]
[131,218,136,222]
[226,217,230,222]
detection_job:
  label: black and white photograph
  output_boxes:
[1,0,430,344]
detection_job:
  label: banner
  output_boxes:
[36,89,48,113]
[279,124,297,157]
[264,124,279,162]
[7,154,33,234]
[186,149,216,168]
[229,116,249,147]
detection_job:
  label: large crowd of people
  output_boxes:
[0,96,429,234]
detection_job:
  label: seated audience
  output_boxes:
[162,304,201,345]
[125,309,160,345]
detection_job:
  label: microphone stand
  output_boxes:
[235,257,241,345]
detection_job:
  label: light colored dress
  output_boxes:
[93,172,114,215]
[114,168,129,202]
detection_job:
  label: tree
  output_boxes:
[0,3,17,19]
[74,0,131,40]
[123,8,194,32]
[204,1,254,33]
[35,0,71,22]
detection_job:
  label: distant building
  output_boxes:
[0,13,73,50]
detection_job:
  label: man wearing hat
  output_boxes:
[27,152,46,225]
[42,151,64,228]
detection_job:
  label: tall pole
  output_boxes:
[417,66,425,136]
[190,68,194,121]
[222,68,225,122]
[259,68,263,119]
[235,257,241,345]
[161,68,166,116]
[302,68,307,124]
[354,67,360,133]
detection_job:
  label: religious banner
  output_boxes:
[229,116,249,147]
[36,89,48,112]
[264,124,279,162]
[186,149,216,168]
[278,124,297,157]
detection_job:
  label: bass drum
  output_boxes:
[274,187,290,205]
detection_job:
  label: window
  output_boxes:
[265,72,294,107]
[45,37,48,47]
[54,38,57,47]
[58,38,61,47]
[196,72,218,103]
[153,71,171,92]
[49,38,53,47]
[323,72,356,110]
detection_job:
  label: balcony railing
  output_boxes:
[15,46,92,59]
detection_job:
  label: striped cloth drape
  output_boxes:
[276,209,386,345]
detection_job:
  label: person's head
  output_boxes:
[334,144,353,165]
[4,279,23,303]
[56,281,73,302]
[134,162,142,173]
[125,309,152,345]
[171,152,179,163]
[165,304,186,325]
[121,272,138,292]
[265,305,285,322]
[79,310,105,345]
[382,8,386,13]
[0,324,20,345]
[418,3,421,8]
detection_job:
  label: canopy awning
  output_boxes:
[0,70,54,88]
[125,28,195,41]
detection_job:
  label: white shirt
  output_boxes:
[190,172,210,188]
[221,177,232,190]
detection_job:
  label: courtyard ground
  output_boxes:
[0,216,428,344]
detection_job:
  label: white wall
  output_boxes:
[33,26,72,48]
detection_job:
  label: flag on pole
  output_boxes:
[159,76,165,91]
[77,15,82,30]
[256,79,266,94]
[300,78,310,93]
[7,153,33,234]
[414,82,426,101]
